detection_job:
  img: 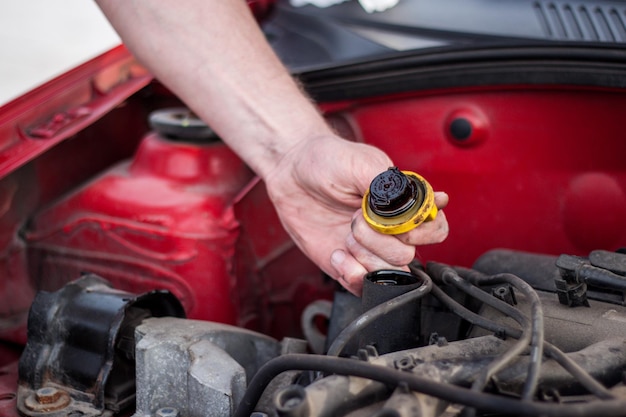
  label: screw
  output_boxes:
[35,387,62,404]
[149,108,216,142]
[156,407,180,417]
[428,332,448,346]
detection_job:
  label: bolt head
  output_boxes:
[156,407,180,417]
[35,387,61,404]
[25,387,70,412]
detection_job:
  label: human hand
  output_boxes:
[264,135,449,296]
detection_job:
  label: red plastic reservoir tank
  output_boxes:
[25,109,254,324]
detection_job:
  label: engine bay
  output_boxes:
[11,249,626,417]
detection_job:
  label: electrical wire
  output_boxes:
[232,353,626,417]
[325,271,432,357]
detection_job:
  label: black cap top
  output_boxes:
[368,167,418,217]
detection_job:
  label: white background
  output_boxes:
[0,0,120,105]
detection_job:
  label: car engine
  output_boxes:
[11,248,626,417]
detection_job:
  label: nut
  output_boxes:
[24,387,71,412]
[35,387,61,404]
[394,355,416,371]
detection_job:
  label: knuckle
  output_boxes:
[350,217,358,233]
[435,219,450,242]
[387,246,415,266]
[351,216,369,240]
[345,232,357,249]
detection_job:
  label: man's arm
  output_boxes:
[95,0,327,178]
[95,0,449,295]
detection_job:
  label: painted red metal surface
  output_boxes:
[0,46,153,346]
[0,361,19,417]
[0,45,150,179]
[233,178,335,337]
[332,85,626,267]
[247,0,275,20]
[25,132,254,326]
[23,134,333,340]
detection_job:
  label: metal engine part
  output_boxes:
[258,337,626,417]
[17,275,185,417]
[15,250,626,417]
[132,317,307,417]
[232,255,626,417]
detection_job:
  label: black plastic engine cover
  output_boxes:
[17,274,185,417]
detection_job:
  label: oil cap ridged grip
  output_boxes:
[362,168,438,235]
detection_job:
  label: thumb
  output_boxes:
[350,144,394,195]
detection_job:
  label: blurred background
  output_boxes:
[0,0,120,105]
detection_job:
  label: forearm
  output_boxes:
[96,0,450,295]
[95,0,333,178]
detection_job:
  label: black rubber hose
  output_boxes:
[429,281,521,338]
[464,270,545,400]
[428,263,535,399]
[446,266,614,401]
[326,270,432,357]
[429,276,614,399]
[232,354,626,417]
[579,264,626,292]
[445,266,545,400]
[543,341,616,400]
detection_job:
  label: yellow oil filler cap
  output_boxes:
[362,167,438,235]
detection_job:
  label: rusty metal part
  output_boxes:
[23,388,71,413]
[17,275,185,417]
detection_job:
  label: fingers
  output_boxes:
[396,210,449,246]
[394,191,450,246]
[434,191,449,209]
[350,191,450,253]
[330,247,410,296]
[350,210,416,266]
[331,191,450,295]
[330,249,367,296]
[346,233,412,270]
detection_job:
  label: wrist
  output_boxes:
[253,125,335,182]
